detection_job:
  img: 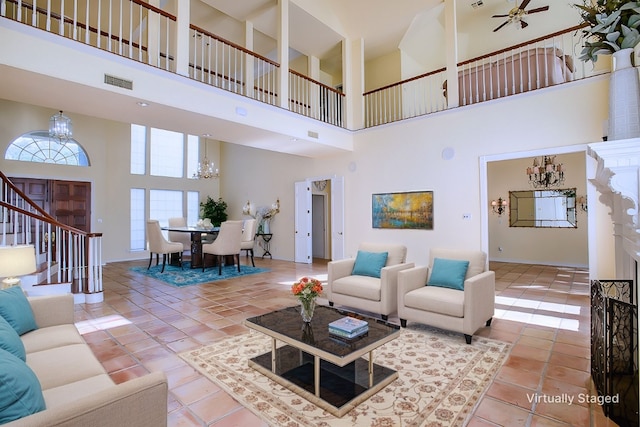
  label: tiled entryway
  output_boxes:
[74,258,618,426]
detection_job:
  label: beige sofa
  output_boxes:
[6,294,168,427]
[397,248,495,344]
[327,243,414,320]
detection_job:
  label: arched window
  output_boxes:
[4,131,90,166]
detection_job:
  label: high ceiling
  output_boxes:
[1,0,581,157]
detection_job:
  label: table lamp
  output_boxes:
[0,245,37,289]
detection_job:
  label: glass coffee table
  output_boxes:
[244,305,400,417]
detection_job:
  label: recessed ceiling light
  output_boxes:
[202,133,212,137]
[136,101,149,107]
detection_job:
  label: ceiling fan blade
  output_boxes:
[518,0,533,10]
[492,14,510,18]
[526,6,549,14]
[493,20,511,32]
[520,20,529,29]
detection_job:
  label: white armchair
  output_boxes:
[397,248,495,344]
[201,220,242,274]
[327,243,413,320]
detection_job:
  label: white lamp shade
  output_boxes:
[0,245,37,278]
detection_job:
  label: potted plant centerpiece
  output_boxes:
[199,196,228,227]
[575,0,640,140]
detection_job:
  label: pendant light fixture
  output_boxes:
[193,137,219,179]
[49,110,73,141]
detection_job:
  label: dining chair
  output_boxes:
[168,217,192,254]
[241,219,258,267]
[201,220,243,274]
[146,220,183,273]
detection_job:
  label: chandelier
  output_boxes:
[526,155,564,188]
[193,138,219,179]
[49,110,73,141]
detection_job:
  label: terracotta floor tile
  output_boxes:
[76,260,608,427]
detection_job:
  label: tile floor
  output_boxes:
[74,258,620,427]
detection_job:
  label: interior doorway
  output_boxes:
[312,194,328,259]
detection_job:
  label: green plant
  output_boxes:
[575,0,640,63]
[200,196,228,226]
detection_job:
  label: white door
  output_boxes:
[294,180,312,263]
[331,176,345,260]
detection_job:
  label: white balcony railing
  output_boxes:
[1,2,605,129]
[364,25,608,127]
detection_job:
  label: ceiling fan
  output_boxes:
[492,0,549,32]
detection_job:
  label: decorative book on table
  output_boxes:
[329,317,368,338]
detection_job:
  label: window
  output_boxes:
[4,131,90,166]
[150,128,184,177]
[130,124,146,175]
[130,189,146,251]
[128,125,201,251]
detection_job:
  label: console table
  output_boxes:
[256,233,272,258]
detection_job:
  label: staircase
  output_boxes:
[0,171,103,304]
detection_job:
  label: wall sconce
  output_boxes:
[491,197,508,216]
[578,196,588,212]
[0,245,37,289]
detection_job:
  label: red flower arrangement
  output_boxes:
[291,277,323,302]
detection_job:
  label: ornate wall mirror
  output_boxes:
[509,188,577,228]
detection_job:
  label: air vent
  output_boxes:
[104,74,133,90]
[307,131,319,139]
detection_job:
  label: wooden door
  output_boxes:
[50,180,91,231]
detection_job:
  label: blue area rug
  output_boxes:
[130,262,269,287]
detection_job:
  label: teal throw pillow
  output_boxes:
[0,348,46,423]
[0,316,26,361]
[352,251,388,278]
[428,258,470,291]
[0,286,38,335]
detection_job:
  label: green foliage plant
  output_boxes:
[200,196,228,226]
[575,0,640,63]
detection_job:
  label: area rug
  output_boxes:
[129,262,269,287]
[179,323,511,426]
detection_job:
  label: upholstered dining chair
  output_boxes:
[397,248,495,344]
[168,217,191,254]
[240,219,257,267]
[201,220,243,274]
[146,220,183,273]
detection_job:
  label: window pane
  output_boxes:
[150,190,183,228]
[187,135,198,180]
[5,131,89,166]
[130,188,145,251]
[131,124,146,175]
[150,128,183,178]
[187,192,199,226]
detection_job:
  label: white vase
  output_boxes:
[608,48,640,141]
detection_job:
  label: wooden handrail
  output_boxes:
[363,67,446,96]
[457,24,588,67]
[190,23,280,67]
[364,24,589,96]
[289,69,344,96]
[0,171,101,238]
[0,200,102,238]
[0,170,53,221]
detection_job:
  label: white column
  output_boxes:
[444,0,459,108]
[175,0,190,76]
[343,38,364,130]
[277,0,289,109]
[245,20,255,98]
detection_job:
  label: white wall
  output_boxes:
[0,74,617,274]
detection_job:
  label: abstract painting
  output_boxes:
[372,191,434,229]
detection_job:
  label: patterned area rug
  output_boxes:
[180,323,511,426]
[129,262,269,287]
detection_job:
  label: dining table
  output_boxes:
[161,225,220,269]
